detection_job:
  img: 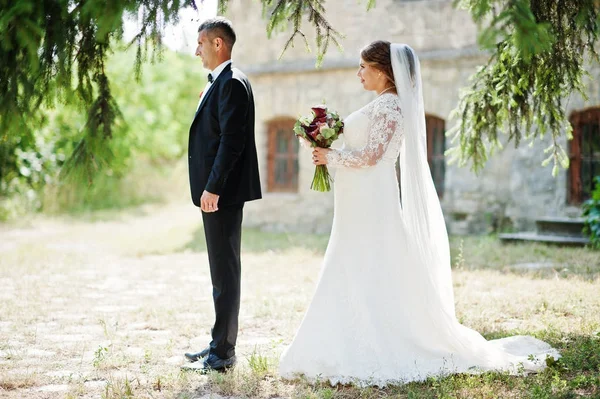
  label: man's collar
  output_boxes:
[209,60,232,82]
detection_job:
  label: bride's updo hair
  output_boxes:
[360,40,394,86]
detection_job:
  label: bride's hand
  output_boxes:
[312,148,330,165]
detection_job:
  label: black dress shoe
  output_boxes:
[184,347,210,362]
[202,353,236,372]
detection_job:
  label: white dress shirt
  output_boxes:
[197,60,232,111]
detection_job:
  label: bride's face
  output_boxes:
[357,59,382,91]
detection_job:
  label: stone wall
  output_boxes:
[242,55,494,234]
[223,0,600,234]
[442,62,600,234]
[228,0,479,67]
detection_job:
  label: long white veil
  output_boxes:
[391,44,559,370]
[392,44,456,321]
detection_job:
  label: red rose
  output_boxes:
[305,121,328,144]
[311,106,327,119]
[305,123,321,140]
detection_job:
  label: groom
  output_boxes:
[185,17,262,372]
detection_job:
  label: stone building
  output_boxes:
[223,0,600,234]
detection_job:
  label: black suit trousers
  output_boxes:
[202,202,244,359]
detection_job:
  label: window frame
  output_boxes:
[425,114,446,198]
[266,117,299,193]
[568,107,600,204]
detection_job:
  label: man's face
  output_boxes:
[195,30,217,70]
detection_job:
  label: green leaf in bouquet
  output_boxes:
[293,121,307,137]
[321,127,335,139]
[298,115,312,126]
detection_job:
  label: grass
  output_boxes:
[0,202,598,398]
[182,224,600,280]
[0,370,39,391]
[42,157,189,218]
[199,347,600,399]
[450,235,600,280]
[182,225,331,254]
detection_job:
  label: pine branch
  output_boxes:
[449,0,600,175]
[0,0,187,187]
[264,0,344,67]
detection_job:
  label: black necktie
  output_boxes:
[208,73,213,83]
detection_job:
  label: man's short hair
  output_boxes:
[198,17,236,50]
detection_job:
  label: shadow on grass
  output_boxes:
[181,225,330,254]
[175,332,600,399]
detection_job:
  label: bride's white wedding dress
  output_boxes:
[278,92,559,386]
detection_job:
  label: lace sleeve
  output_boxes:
[326,96,403,168]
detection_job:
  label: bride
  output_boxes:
[278,41,559,386]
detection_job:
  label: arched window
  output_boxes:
[396,115,446,198]
[267,118,299,192]
[426,115,446,198]
[569,107,600,204]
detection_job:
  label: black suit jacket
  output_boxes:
[188,63,262,207]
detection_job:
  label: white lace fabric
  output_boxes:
[326,94,403,168]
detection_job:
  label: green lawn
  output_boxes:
[0,202,598,399]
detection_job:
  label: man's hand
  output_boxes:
[200,190,220,213]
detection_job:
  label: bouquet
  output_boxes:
[293,105,344,192]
